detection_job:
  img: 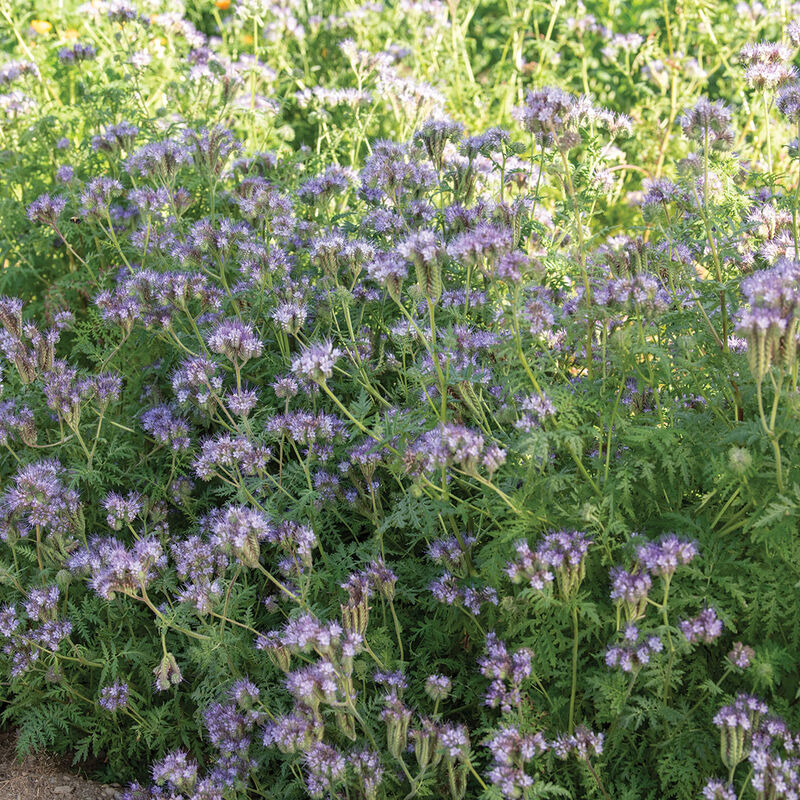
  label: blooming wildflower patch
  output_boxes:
[0,1,800,799]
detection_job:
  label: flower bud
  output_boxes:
[335,710,357,741]
[154,652,182,691]
[446,761,467,800]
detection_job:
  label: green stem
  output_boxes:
[388,599,405,662]
[569,605,579,734]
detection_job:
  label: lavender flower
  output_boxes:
[552,726,604,760]
[92,122,139,153]
[479,632,533,713]
[151,750,197,792]
[428,534,476,573]
[1,459,81,539]
[374,670,408,692]
[506,540,555,591]
[605,625,663,672]
[263,710,318,753]
[207,319,262,363]
[103,492,142,530]
[304,742,346,798]
[80,177,124,218]
[680,608,723,644]
[609,566,651,620]
[70,536,166,600]
[535,530,592,600]
[777,81,800,120]
[365,251,408,298]
[24,586,60,621]
[99,682,129,712]
[678,98,734,149]
[728,642,755,669]
[172,356,224,410]
[348,749,383,800]
[207,505,270,568]
[425,674,452,701]
[141,405,191,451]
[635,534,697,578]
[413,117,464,170]
[126,139,192,179]
[298,166,354,205]
[226,388,259,417]
[27,193,67,226]
[713,694,769,770]
[513,87,580,147]
[291,340,342,383]
[739,41,796,90]
[194,433,269,481]
[702,779,737,800]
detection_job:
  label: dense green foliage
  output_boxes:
[1,2,800,800]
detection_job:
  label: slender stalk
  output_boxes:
[586,761,612,800]
[569,605,579,733]
[388,599,405,662]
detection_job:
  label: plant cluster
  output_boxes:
[2,1,800,800]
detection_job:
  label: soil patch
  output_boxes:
[0,732,122,800]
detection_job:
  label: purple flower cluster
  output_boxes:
[505,540,555,591]
[290,340,342,383]
[0,459,81,539]
[122,683,261,799]
[0,587,72,677]
[0,298,72,385]
[103,491,143,531]
[206,505,270,568]
[0,400,36,448]
[140,405,191,450]
[739,41,795,90]
[207,319,262,363]
[479,632,533,713]
[171,535,228,613]
[609,567,651,620]
[736,258,800,376]
[605,624,663,672]
[592,273,670,314]
[429,571,498,614]
[404,422,497,476]
[424,673,452,701]
[713,693,770,774]
[552,726,604,760]
[635,533,698,578]
[58,42,97,63]
[272,613,345,655]
[172,356,224,411]
[193,433,269,480]
[265,410,348,456]
[728,642,755,669]
[428,533,476,573]
[99,682,130,712]
[151,749,197,792]
[69,536,166,600]
[485,723,547,799]
[518,529,593,600]
[678,98,734,148]
[304,742,347,798]
[702,779,736,800]
[27,193,67,226]
[680,607,723,644]
[713,693,768,734]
